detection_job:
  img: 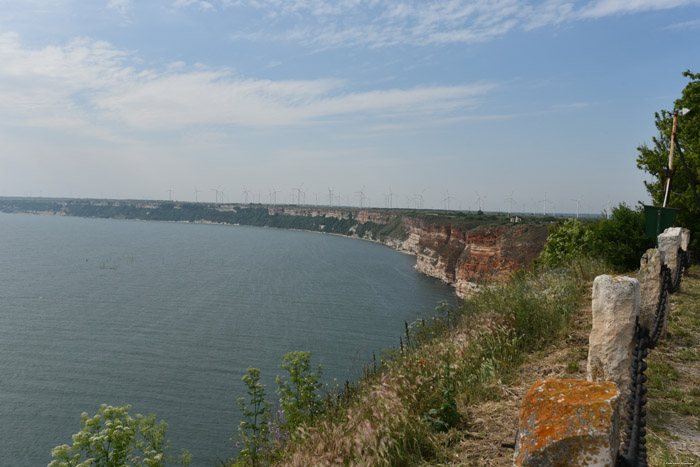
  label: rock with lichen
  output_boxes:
[514,378,621,467]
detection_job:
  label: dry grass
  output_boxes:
[273,261,601,466]
[447,291,593,466]
[265,261,700,466]
[646,267,700,466]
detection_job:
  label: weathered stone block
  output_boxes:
[638,249,665,331]
[587,275,639,403]
[680,227,690,251]
[659,227,682,277]
[514,379,621,466]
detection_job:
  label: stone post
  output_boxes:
[659,227,682,278]
[514,379,621,466]
[587,275,639,403]
[680,227,690,252]
[638,249,665,331]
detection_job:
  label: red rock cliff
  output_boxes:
[382,217,548,298]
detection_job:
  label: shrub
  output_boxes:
[235,368,272,466]
[536,203,654,272]
[587,203,654,271]
[535,218,594,268]
[49,404,190,467]
[276,351,323,432]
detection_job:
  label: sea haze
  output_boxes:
[0,213,454,466]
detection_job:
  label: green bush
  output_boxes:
[235,368,271,466]
[276,351,323,432]
[49,404,190,467]
[536,203,654,272]
[587,203,654,271]
[534,218,593,269]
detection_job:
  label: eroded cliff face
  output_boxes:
[377,217,548,298]
[267,206,398,224]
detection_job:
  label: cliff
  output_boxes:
[265,205,549,296]
[377,217,548,297]
[0,198,549,297]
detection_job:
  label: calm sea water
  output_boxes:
[0,213,454,466]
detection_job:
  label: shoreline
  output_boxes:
[0,199,549,298]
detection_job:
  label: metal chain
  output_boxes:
[617,248,689,466]
[670,248,684,293]
[648,265,671,348]
[619,327,649,467]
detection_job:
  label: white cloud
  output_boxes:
[664,17,700,29]
[225,0,700,48]
[578,0,699,18]
[106,0,132,15]
[173,0,215,10]
[0,33,497,135]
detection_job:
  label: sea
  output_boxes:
[0,212,455,466]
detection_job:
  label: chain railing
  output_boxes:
[617,248,690,467]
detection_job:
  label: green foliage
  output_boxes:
[49,404,190,467]
[421,365,460,432]
[637,70,700,250]
[279,258,605,465]
[535,218,593,268]
[536,204,653,272]
[276,351,323,431]
[235,368,271,466]
[586,203,654,271]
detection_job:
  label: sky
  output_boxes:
[1,0,699,214]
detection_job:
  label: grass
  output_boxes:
[229,261,699,466]
[645,266,700,466]
[265,258,607,466]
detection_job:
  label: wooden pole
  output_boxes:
[662,111,679,207]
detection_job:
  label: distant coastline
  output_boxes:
[0,197,551,297]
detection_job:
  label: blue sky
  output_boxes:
[1,0,699,214]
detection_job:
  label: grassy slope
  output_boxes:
[646,267,700,465]
[453,266,700,466]
[269,259,604,466]
[267,264,700,466]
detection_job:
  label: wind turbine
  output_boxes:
[210,186,222,203]
[292,183,304,205]
[571,196,582,219]
[413,188,426,210]
[443,190,455,211]
[413,192,424,210]
[504,192,515,216]
[386,187,398,209]
[270,186,280,205]
[241,185,251,204]
[355,186,366,208]
[475,191,487,212]
[540,192,548,216]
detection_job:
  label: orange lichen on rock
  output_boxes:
[514,378,620,467]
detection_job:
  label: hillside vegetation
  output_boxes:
[222,257,606,466]
[225,205,696,466]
